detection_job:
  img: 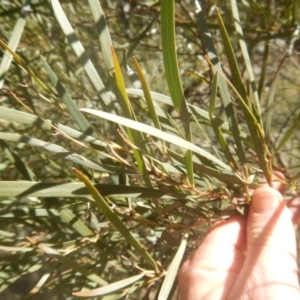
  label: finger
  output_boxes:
[287,196,300,226]
[271,172,300,227]
[179,216,247,300]
[270,172,300,227]
[228,187,300,299]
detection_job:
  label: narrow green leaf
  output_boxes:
[32,241,107,286]
[167,149,244,185]
[160,0,194,185]
[127,88,184,136]
[88,0,113,72]
[257,42,269,98]
[132,56,161,131]
[0,106,106,148]
[123,51,141,88]
[0,39,48,90]
[184,149,194,186]
[196,2,272,183]
[208,74,218,121]
[0,207,58,218]
[216,9,249,108]
[0,2,30,88]
[50,0,111,106]
[41,56,95,136]
[81,108,232,171]
[73,168,159,272]
[0,132,130,174]
[160,0,184,111]
[0,245,34,252]
[0,139,37,181]
[0,181,190,199]
[112,47,152,187]
[209,74,238,169]
[230,0,261,118]
[195,2,246,164]
[58,207,94,237]
[126,88,248,135]
[158,234,188,300]
[112,47,133,118]
[73,273,145,297]
[221,73,272,184]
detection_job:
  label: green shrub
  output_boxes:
[0,0,299,299]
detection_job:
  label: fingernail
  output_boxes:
[251,187,282,213]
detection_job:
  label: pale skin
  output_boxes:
[179,178,300,300]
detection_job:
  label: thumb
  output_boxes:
[248,187,296,253]
[243,187,298,287]
[228,187,300,299]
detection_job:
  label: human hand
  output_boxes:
[179,180,300,299]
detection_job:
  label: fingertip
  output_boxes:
[246,185,297,286]
[251,187,283,214]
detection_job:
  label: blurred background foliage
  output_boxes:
[0,0,300,299]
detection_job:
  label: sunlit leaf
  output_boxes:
[81,108,232,171]
[158,234,187,300]
[0,2,30,88]
[73,273,145,297]
[73,168,159,272]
